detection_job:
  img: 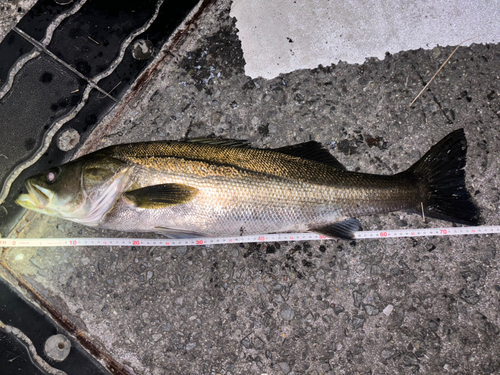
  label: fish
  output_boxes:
[15,129,480,239]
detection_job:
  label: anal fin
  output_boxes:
[310,218,362,240]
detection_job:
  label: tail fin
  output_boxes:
[403,129,480,225]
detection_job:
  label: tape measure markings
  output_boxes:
[1,226,499,248]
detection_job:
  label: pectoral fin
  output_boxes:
[123,183,199,209]
[310,218,362,240]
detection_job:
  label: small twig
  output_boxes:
[421,202,425,222]
[88,36,100,45]
[8,355,22,363]
[409,35,480,107]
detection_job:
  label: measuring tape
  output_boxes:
[1,226,499,247]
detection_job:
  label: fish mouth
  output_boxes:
[15,181,54,210]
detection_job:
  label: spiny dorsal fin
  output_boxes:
[187,137,346,168]
[274,141,346,170]
[123,183,199,209]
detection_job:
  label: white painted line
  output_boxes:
[231,0,500,79]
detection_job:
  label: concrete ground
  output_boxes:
[2,0,500,374]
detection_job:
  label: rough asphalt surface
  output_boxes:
[5,1,500,374]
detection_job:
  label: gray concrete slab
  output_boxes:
[0,0,36,41]
[4,0,500,374]
[231,0,500,79]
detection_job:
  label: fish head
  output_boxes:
[16,153,130,225]
[16,159,86,218]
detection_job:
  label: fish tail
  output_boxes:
[403,128,480,225]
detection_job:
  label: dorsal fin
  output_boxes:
[188,138,346,169]
[274,141,346,170]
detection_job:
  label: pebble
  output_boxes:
[241,337,250,348]
[381,348,394,359]
[253,337,264,350]
[383,304,394,316]
[131,39,154,61]
[152,334,162,342]
[257,284,268,294]
[364,304,379,316]
[278,362,290,374]
[175,246,187,256]
[353,291,363,308]
[281,304,295,321]
[460,288,480,305]
[352,316,365,329]
[431,46,441,59]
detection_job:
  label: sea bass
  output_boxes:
[16,129,480,239]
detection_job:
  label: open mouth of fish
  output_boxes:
[15,181,53,210]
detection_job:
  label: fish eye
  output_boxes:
[45,168,60,184]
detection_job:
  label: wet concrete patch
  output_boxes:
[0,54,85,188]
[97,0,201,98]
[16,0,77,41]
[0,30,34,89]
[46,0,158,79]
